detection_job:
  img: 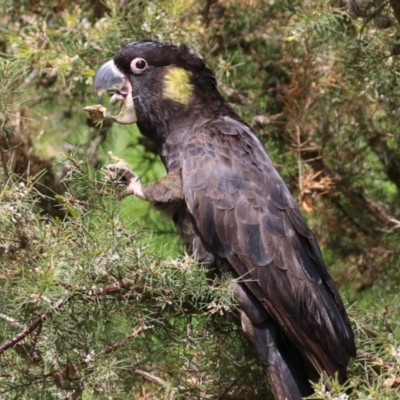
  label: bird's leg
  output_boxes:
[104,159,146,199]
[104,157,183,204]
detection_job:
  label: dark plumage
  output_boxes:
[93,40,356,399]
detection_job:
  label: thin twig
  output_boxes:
[63,384,84,400]
[0,297,67,355]
[390,0,400,25]
[0,313,24,328]
[0,237,22,243]
[358,350,400,372]
[220,85,257,110]
[134,369,167,387]
[385,218,400,232]
[295,143,400,228]
[295,124,302,194]
[104,325,151,354]
[216,365,248,400]
[87,279,135,296]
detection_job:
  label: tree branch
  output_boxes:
[0,313,24,328]
[63,384,84,400]
[389,0,400,25]
[298,145,400,228]
[0,297,67,355]
[133,369,167,387]
[104,325,151,354]
[216,365,248,400]
[86,279,136,296]
[220,85,257,110]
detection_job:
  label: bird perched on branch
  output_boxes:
[90,40,356,399]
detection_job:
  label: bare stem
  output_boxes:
[0,313,24,328]
[134,369,167,387]
[104,325,151,354]
[296,124,302,194]
[0,297,67,355]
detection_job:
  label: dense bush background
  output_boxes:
[1,0,400,398]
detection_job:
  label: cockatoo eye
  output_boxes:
[130,58,148,74]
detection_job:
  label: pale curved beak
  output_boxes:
[93,60,137,125]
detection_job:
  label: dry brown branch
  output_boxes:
[134,369,168,387]
[390,0,400,25]
[0,297,67,355]
[358,350,400,372]
[0,313,24,328]
[133,369,186,400]
[59,279,138,301]
[295,142,400,227]
[86,279,136,296]
[220,85,256,109]
[360,325,380,339]
[359,195,400,228]
[349,314,380,338]
[63,384,83,400]
[295,124,303,194]
[332,171,398,227]
[383,375,400,389]
[251,115,270,129]
[104,325,151,354]
[216,366,248,400]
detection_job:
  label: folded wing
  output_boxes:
[181,116,356,382]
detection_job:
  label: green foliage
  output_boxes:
[0,162,269,399]
[0,59,28,129]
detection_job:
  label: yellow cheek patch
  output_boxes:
[163,67,193,105]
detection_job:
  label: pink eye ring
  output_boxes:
[130,58,148,74]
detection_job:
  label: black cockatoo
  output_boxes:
[90,40,356,399]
